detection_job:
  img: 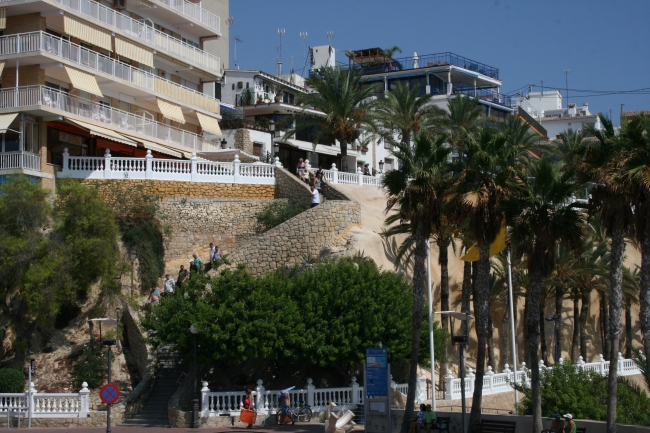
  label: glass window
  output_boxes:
[23,121,39,154]
[47,128,95,166]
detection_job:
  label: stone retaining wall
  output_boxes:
[80,179,275,200]
[274,167,313,209]
[226,199,361,276]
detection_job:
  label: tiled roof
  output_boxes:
[623,110,650,118]
[539,114,598,122]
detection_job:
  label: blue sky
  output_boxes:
[229,0,649,125]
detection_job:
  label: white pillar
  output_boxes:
[233,154,241,183]
[62,147,70,173]
[104,149,112,178]
[200,381,210,417]
[486,366,494,395]
[79,382,89,417]
[306,378,315,407]
[274,156,283,168]
[350,376,359,404]
[331,163,338,184]
[356,167,363,185]
[255,380,265,412]
[447,70,452,95]
[467,367,475,394]
[191,153,198,182]
[145,150,153,179]
[444,371,455,400]
[599,354,606,376]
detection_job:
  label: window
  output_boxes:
[181,37,199,49]
[246,82,249,89]
[237,81,243,89]
[384,158,394,171]
[47,127,95,166]
[181,79,198,91]
[383,138,391,150]
[23,119,40,154]
[253,142,263,157]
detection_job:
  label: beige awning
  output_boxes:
[121,134,183,158]
[63,14,112,52]
[156,98,185,124]
[196,112,222,137]
[0,61,5,77]
[0,113,19,133]
[115,36,154,68]
[0,8,7,30]
[64,65,103,97]
[66,118,138,147]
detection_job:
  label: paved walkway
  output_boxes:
[5,424,331,433]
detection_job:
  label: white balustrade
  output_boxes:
[318,164,382,188]
[0,86,219,153]
[153,0,220,32]
[60,149,275,185]
[48,0,220,74]
[0,382,89,419]
[0,151,42,171]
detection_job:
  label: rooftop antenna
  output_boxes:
[541,79,544,97]
[326,31,334,45]
[233,37,242,69]
[290,56,294,74]
[564,69,570,107]
[277,28,286,76]
[300,31,308,70]
[226,16,233,27]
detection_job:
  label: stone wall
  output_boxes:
[274,167,313,209]
[226,199,361,276]
[80,179,275,200]
[234,128,254,155]
[160,197,286,275]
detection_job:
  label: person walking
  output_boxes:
[242,389,254,429]
[193,253,203,272]
[163,274,175,296]
[309,185,319,208]
[176,265,188,289]
[563,414,576,433]
[209,243,217,262]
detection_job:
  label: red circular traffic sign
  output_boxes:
[99,383,120,405]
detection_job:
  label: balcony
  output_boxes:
[43,0,220,75]
[0,32,220,113]
[452,86,512,108]
[0,151,41,172]
[344,52,499,80]
[0,86,219,152]
[152,0,220,35]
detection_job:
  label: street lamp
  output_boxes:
[378,160,384,173]
[436,311,471,433]
[130,249,136,296]
[546,314,561,363]
[190,325,199,428]
[220,138,227,149]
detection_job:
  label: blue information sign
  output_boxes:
[365,348,388,397]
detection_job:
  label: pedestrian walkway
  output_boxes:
[6,424,329,433]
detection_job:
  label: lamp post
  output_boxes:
[378,160,384,173]
[545,314,561,363]
[436,311,471,433]
[130,249,136,296]
[221,138,227,149]
[103,339,117,433]
[190,325,199,428]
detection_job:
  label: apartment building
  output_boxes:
[0,0,228,188]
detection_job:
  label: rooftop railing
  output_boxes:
[42,0,221,74]
[452,86,512,108]
[344,52,499,80]
[0,32,220,113]
[152,0,220,33]
[0,86,219,152]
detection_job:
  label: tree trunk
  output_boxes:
[340,141,349,173]
[540,304,548,364]
[555,286,563,357]
[600,291,611,359]
[625,299,633,359]
[487,300,496,371]
[607,219,626,433]
[527,263,544,433]
[401,229,428,433]
[501,303,510,370]
[523,296,530,366]
[438,237,451,392]
[572,295,580,362]
[579,290,591,360]
[469,239,490,427]
[460,260,472,336]
[638,200,650,388]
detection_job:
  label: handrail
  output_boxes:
[152,0,220,33]
[0,32,219,113]
[46,0,221,74]
[0,151,41,171]
[0,85,219,152]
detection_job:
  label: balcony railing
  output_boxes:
[0,151,41,171]
[0,32,220,113]
[43,0,220,74]
[344,52,499,80]
[153,0,220,33]
[452,86,512,108]
[0,86,219,152]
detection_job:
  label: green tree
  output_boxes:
[504,157,584,433]
[290,66,376,173]
[576,114,635,433]
[380,131,451,432]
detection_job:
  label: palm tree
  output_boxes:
[576,114,635,433]
[555,128,587,169]
[503,157,584,433]
[442,95,484,153]
[381,131,451,432]
[449,126,517,426]
[621,114,650,382]
[292,66,376,173]
[500,116,542,166]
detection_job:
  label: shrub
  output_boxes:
[256,201,305,232]
[72,344,107,389]
[0,369,26,393]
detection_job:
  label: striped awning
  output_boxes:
[64,65,103,97]
[66,118,138,147]
[0,8,6,30]
[141,141,183,158]
[0,61,5,77]
[63,14,112,52]
[115,36,154,68]
[156,98,185,124]
[196,112,222,137]
[0,113,19,133]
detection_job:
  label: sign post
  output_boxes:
[100,340,118,433]
[364,348,391,433]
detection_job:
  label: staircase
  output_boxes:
[121,350,185,427]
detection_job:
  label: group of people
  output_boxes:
[548,413,577,433]
[296,158,325,208]
[408,404,439,433]
[148,243,224,304]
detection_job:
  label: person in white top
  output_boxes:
[209,242,217,262]
[164,274,175,295]
[310,185,319,208]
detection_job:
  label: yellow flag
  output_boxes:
[460,224,507,262]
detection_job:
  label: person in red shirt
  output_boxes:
[243,389,253,429]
